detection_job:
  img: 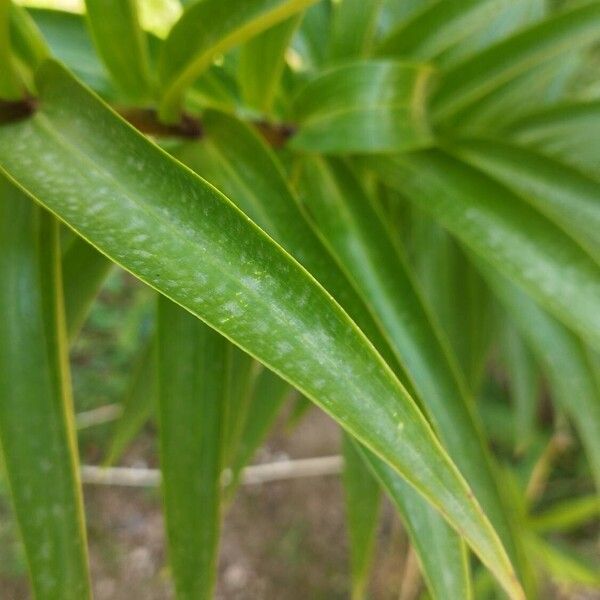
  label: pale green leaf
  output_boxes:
[329,0,382,62]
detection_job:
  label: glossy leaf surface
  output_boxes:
[0,62,521,597]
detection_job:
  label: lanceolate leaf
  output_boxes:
[343,434,381,600]
[432,2,600,124]
[158,0,318,122]
[450,139,600,260]
[238,16,300,115]
[157,297,229,600]
[0,0,23,100]
[0,176,90,599]
[183,110,486,597]
[506,101,600,179]
[298,157,526,582]
[355,442,472,600]
[480,266,600,491]
[367,151,600,350]
[175,110,412,391]
[8,3,49,73]
[0,62,522,598]
[529,495,600,533]
[84,0,152,101]
[62,237,113,341]
[290,60,433,154]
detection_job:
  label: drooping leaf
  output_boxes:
[450,139,600,261]
[480,265,600,491]
[343,434,381,600]
[104,335,157,466]
[238,15,300,115]
[62,236,113,341]
[290,60,433,154]
[157,296,229,600]
[432,3,600,125]
[0,176,90,599]
[355,442,472,600]
[366,150,600,350]
[84,0,153,101]
[158,0,318,122]
[0,61,522,597]
[297,157,527,585]
[328,0,382,62]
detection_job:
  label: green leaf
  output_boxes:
[450,139,600,261]
[342,434,381,600]
[291,0,331,70]
[355,442,472,600]
[506,101,600,179]
[0,61,522,598]
[297,157,527,586]
[529,495,600,533]
[8,3,50,73]
[480,266,600,491]
[158,0,318,122]
[0,176,90,599]
[528,535,600,587]
[499,324,539,455]
[367,150,600,350]
[290,60,433,154]
[174,110,412,392]
[25,8,115,97]
[62,236,113,341]
[329,0,382,62]
[432,2,600,125]
[157,296,229,600]
[84,0,152,101]
[238,16,300,115]
[376,0,545,69]
[226,365,292,496]
[104,335,156,466]
[0,0,23,100]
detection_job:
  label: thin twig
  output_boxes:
[80,455,344,488]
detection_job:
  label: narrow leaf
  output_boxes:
[238,16,300,114]
[450,139,600,261]
[355,442,472,600]
[158,0,318,122]
[506,101,600,179]
[290,60,433,154]
[0,61,522,597]
[480,265,600,490]
[62,236,113,341]
[366,150,600,350]
[0,176,90,599]
[157,297,229,600]
[0,0,23,100]
[529,495,600,533]
[343,434,381,600]
[329,0,382,62]
[298,157,527,585]
[84,0,152,100]
[432,3,600,124]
